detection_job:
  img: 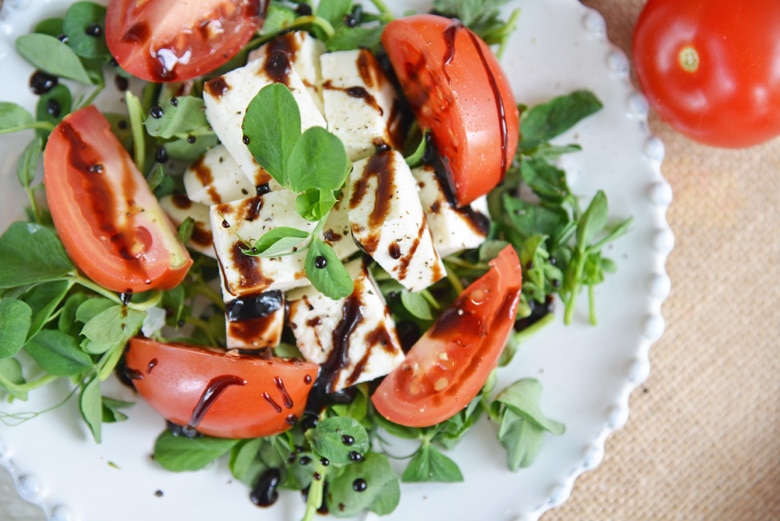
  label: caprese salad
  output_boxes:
[0,0,631,518]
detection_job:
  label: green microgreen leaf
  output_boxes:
[15,33,94,84]
[289,126,350,191]
[36,84,72,131]
[144,96,210,139]
[101,396,134,423]
[489,378,565,471]
[24,329,93,376]
[0,222,74,288]
[325,451,401,517]
[153,430,240,471]
[241,227,310,257]
[243,83,302,185]
[0,299,33,358]
[0,102,35,134]
[519,90,603,152]
[401,442,463,483]
[308,416,370,466]
[305,238,354,300]
[62,1,109,59]
[79,376,103,442]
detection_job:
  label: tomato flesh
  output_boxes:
[125,337,319,438]
[371,245,522,427]
[43,106,192,293]
[382,14,520,207]
[105,0,264,82]
[632,0,780,148]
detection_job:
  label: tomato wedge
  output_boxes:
[125,337,319,438]
[43,105,192,294]
[371,245,522,427]
[105,0,265,82]
[382,14,520,207]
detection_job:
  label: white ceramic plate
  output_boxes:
[0,1,673,520]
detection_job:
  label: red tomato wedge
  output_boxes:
[371,245,522,427]
[43,105,192,294]
[125,337,319,438]
[105,0,265,82]
[382,14,520,207]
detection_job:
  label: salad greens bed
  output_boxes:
[0,0,631,518]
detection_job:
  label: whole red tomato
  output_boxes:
[632,0,780,148]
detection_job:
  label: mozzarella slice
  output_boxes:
[158,194,215,258]
[412,164,490,257]
[211,190,358,296]
[287,258,405,392]
[183,145,257,205]
[321,49,403,161]
[348,150,445,292]
[247,31,326,114]
[203,47,326,187]
[225,290,285,350]
[210,190,316,296]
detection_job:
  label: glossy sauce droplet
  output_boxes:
[250,468,281,507]
[29,71,58,95]
[352,478,367,492]
[314,256,328,269]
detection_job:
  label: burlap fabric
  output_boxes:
[2,1,779,520]
[543,2,780,520]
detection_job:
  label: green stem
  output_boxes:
[369,0,394,20]
[0,372,59,397]
[125,91,146,171]
[289,15,336,39]
[494,9,521,60]
[301,460,329,521]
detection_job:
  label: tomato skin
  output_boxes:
[43,106,192,293]
[105,0,264,82]
[371,245,522,428]
[632,0,780,148]
[125,338,319,438]
[382,14,520,207]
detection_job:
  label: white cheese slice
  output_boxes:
[320,49,402,161]
[210,189,316,296]
[224,290,285,350]
[158,194,215,258]
[183,144,257,205]
[203,48,326,187]
[287,258,405,392]
[210,190,358,296]
[247,31,325,114]
[412,164,490,257]
[348,150,445,292]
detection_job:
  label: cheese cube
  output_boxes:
[288,258,405,392]
[211,190,358,296]
[348,150,445,292]
[321,49,403,161]
[225,290,285,350]
[183,145,258,205]
[203,48,326,187]
[412,164,490,257]
[158,194,215,258]
[247,31,326,114]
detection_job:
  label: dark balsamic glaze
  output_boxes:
[226,290,283,322]
[205,77,230,99]
[186,375,246,430]
[250,468,281,507]
[263,51,292,85]
[29,71,57,95]
[60,119,153,282]
[349,149,395,228]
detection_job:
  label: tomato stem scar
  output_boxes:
[678,45,699,73]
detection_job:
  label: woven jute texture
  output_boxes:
[543,2,780,520]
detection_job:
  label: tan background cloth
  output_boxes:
[545,1,780,520]
[2,1,779,520]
